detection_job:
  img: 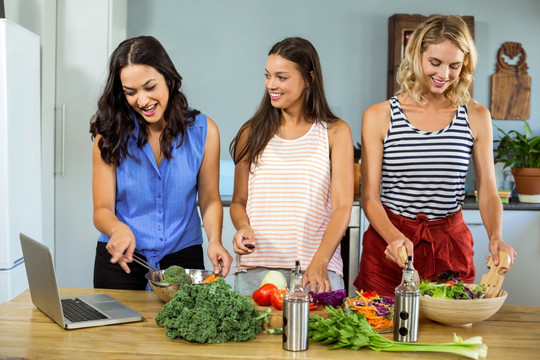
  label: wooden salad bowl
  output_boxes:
[419,290,508,326]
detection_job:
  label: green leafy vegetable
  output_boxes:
[419,280,485,300]
[309,306,487,359]
[155,278,263,343]
[260,270,288,290]
[162,265,192,285]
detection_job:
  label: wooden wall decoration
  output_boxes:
[387,14,475,99]
[490,42,531,120]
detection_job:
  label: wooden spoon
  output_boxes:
[480,251,512,298]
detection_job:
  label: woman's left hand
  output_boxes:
[207,242,233,277]
[487,240,517,274]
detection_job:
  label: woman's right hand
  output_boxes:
[232,227,256,255]
[105,224,136,273]
[384,237,413,268]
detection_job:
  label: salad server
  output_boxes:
[480,251,511,298]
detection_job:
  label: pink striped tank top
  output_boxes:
[235,121,343,276]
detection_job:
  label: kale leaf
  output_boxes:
[155,278,262,343]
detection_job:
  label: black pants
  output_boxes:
[93,241,204,290]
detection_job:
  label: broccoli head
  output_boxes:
[155,277,263,343]
[163,265,192,285]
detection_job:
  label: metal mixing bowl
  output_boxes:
[146,268,216,302]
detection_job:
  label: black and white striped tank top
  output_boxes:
[381,96,474,220]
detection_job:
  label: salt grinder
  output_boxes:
[282,260,309,351]
[393,255,419,342]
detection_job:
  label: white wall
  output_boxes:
[126,0,540,160]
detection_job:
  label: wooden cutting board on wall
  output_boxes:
[490,42,531,120]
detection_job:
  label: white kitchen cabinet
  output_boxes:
[54,0,126,287]
[463,210,540,306]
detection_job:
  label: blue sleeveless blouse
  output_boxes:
[98,112,207,271]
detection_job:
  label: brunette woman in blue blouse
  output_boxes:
[89,36,232,290]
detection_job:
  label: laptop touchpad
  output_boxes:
[95,301,123,311]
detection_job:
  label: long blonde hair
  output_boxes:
[397,15,477,107]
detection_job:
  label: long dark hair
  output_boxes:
[89,35,200,166]
[229,37,337,165]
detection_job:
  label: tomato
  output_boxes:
[362,291,378,299]
[252,283,277,306]
[270,289,288,310]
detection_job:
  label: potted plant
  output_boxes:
[494,119,540,203]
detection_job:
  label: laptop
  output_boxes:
[19,233,144,329]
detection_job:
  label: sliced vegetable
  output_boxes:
[346,290,394,332]
[310,306,487,359]
[252,283,278,306]
[309,289,347,307]
[260,271,288,290]
[202,274,219,284]
[270,289,287,310]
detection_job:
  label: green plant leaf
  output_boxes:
[494,119,540,169]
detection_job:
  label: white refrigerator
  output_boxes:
[0,19,42,303]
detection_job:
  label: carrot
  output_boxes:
[346,290,394,332]
[202,274,219,284]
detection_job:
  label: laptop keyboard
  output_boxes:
[61,298,108,323]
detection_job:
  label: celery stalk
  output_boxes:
[309,307,487,359]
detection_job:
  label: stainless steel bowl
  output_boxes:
[146,268,216,302]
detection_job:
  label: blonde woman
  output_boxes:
[354,15,516,295]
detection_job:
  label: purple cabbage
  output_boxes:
[381,296,394,306]
[309,289,347,307]
[374,304,391,316]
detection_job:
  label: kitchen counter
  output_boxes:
[1,288,539,359]
[222,195,540,210]
[462,194,540,210]
[220,195,361,207]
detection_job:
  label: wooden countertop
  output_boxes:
[1,287,539,359]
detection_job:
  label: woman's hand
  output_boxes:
[207,242,233,277]
[303,258,331,293]
[487,239,517,274]
[384,237,414,268]
[232,227,256,255]
[105,224,136,273]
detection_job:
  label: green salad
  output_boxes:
[419,279,485,300]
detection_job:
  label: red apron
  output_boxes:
[353,206,475,296]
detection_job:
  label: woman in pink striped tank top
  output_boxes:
[229,37,354,295]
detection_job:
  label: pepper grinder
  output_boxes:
[282,260,309,351]
[393,255,419,342]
